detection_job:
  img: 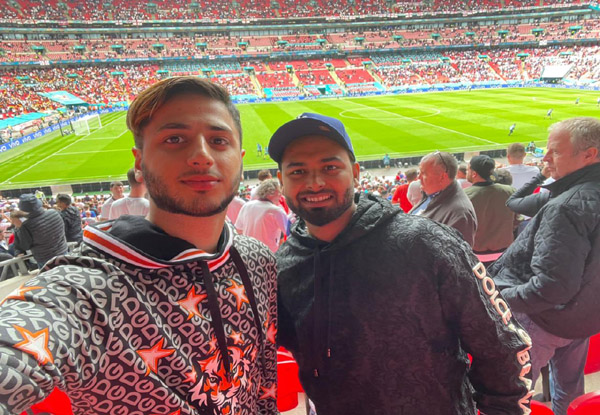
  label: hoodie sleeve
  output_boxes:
[506,173,550,217]
[13,224,33,255]
[500,203,591,314]
[432,226,532,415]
[0,263,114,414]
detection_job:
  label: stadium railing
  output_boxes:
[0,255,34,282]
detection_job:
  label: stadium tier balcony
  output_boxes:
[336,68,374,84]
[0,0,590,21]
[345,82,382,94]
[296,69,336,86]
[210,74,257,97]
[255,71,295,88]
[264,86,303,98]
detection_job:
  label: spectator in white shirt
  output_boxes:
[109,168,149,220]
[236,179,288,252]
[499,143,540,190]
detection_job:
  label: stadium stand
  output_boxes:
[0,1,599,128]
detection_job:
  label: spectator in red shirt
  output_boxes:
[392,168,418,212]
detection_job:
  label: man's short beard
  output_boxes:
[142,164,240,217]
[287,187,355,227]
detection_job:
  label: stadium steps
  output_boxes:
[367,66,384,85]
[329,69,347,94]
[486,61,505,80]
[518,60,530,81]
[249,73,265,98]
[291,71,301,87]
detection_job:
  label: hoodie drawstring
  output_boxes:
[198,248,265,384]
[311,246,337,378]
[229,246,266,370]
[313,247,323,377]
[200,261,232,380]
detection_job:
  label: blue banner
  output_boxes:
[39,91,88,106]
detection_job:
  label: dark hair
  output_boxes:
[257,169,272,181]
[56,194,72,205]
[495,169,513,186]
[126,168,138,188]
[405,168,418,181]
[127,76,242,149]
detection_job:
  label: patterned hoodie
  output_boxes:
[0,215,278,415]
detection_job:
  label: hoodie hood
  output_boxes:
[288,192,400,251]
[83,215,233,270]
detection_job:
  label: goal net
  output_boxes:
[71,114,102,135]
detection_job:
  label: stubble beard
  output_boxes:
[286,186,355,227]
[142,163,241,217]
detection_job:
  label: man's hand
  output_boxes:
[541,163,551,179]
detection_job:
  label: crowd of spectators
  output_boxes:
[0,0,587,22]
[3,41,600,119]
[2,18,599,65]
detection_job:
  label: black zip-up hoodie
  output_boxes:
[277,193,531,415]
[60,205,83,243]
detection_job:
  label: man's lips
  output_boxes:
[181,175,220,190]
[299,192,334,206]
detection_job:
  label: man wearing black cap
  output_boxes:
[271,113,532,415]
[464,155,516,260]
[13,194,68,268]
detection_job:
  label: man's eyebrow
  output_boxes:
[284,161,305,169]
[157,122,189,131]
[283,156,344,169]
[321,156,344,163]
[157,123,233,133]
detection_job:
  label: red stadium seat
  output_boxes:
[531,401,554,415]
[19,387,73,415]
[476,399,552,415]
[567,390,600,415]
[584,333,600,375]
[277,347,303,412]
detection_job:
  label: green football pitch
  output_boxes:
[1,87,599,190]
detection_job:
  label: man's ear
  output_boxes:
[277,171,284,191]
[353,162,360,186]
[132,147,143,183]
[583,146,599,163]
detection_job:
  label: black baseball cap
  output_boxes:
[470,155,496,182]
[268,113,355,164]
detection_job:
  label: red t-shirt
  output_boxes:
[392,183,413,213]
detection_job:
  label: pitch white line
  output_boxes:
[57,149,131,156]
[348,99,499,146]
[1,113,127,185]
[84,137,127,140]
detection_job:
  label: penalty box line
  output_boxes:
[346,99,499,146]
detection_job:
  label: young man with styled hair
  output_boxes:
[0,77,277,415]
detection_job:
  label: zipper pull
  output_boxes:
[327,348,331,358]
[313,368,319,378]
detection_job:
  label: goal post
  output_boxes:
[70,113,102,135]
